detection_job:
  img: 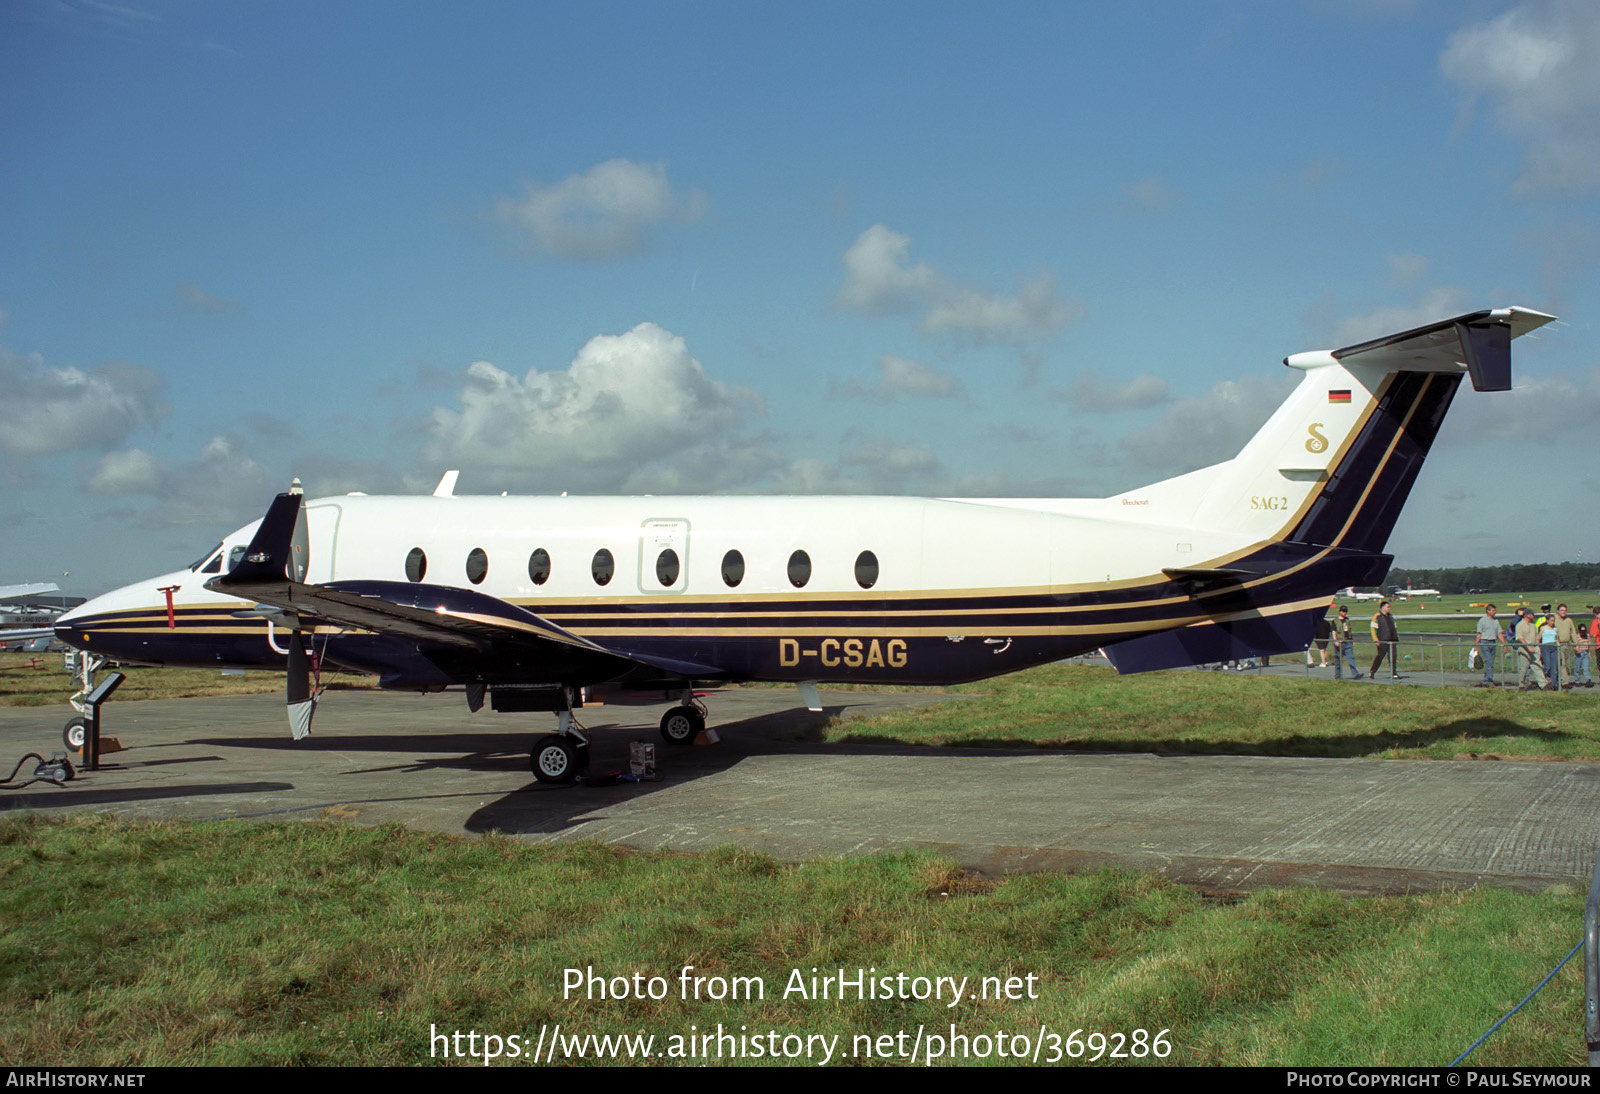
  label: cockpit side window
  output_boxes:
[227,545,247,572]
[200,553,223,574]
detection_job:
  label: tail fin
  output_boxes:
[1100,306,1554,675]
[1187,307,1554,553]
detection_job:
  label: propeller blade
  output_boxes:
[286,625,316,740]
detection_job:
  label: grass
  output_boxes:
[5,617,1600,1066]
[822,662,1600,761]
[0,814,1585,1067]
[0,651,373,708]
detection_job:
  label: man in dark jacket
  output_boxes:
[1370,600,1400,679]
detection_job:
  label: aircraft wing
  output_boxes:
[207,492,673,674]
[0,626,58,644]
[207,491,722,736]
[0,582,60,604]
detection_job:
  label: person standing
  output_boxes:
[1333,605,1361,679]
[1473,605,1501,688]
[1370,600,1400,679]
[1541,612,1561,690]
[1311,612,1332,668]
[1516,607,1550,690]
[1555,604,1581,690]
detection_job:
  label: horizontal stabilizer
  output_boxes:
[1332,307,1554,392]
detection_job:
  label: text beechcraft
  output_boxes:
[55,308,1554,782]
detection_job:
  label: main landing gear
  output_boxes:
[659,693,708,746]
[528,690,710,783]
[530,709,590,785]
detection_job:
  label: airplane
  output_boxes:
[53,306,1555,782]
[0,582,60,603]
[0,582,64,650]
[1335,587,1385,602]
[1393,586,1442,599]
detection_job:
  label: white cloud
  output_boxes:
[764,442,942,496]
[87,448,160,494]
[1120,176,1186,211]
[837,224,1076,343]
[88,436,280,529]
[1441,0,1600,194]
[1297,155,1350,190]
[172,280,245,317]
[425,322,767,492]
[1121,373,1297,473]
[489,159,709,259]
[1331,286,1472,346]
[832,354,962,401]
[1439,368,1600,445]
[0,345,167,457]
[1063,372,1170,412]
[840,440,940,476]
[1385,253,1428,288]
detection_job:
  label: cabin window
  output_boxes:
[855,550,879,589]
[466,548,488,585]
[528,548,551,585]
[721,549,745,588]
[787,549,811,588]
[405,547,427,582]
[592,548,615,586]
[656,549,680,587]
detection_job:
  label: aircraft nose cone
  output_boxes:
[54,612,86,650]
[54,598,100,652]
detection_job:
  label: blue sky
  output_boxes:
[4,0,1599,593]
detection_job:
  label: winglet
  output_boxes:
[213,491,308,588]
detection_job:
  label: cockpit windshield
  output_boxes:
[188,543,223,572]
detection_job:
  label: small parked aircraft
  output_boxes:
[54,307,1554,781]
[0,582,64,649]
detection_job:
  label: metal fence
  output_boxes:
[1297,632,1599,688]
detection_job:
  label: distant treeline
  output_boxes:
[1378,563,1600,595]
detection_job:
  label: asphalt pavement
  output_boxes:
[4,679,1599,895]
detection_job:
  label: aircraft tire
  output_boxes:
[63,716,87,752]
[660,705,703,746]
[531,734,577,784]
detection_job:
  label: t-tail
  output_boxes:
[1100,306,1555,673]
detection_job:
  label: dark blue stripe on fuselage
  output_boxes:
[57,536,1388,687]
